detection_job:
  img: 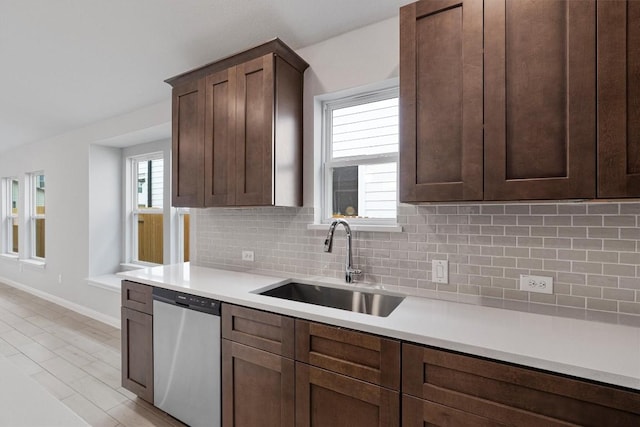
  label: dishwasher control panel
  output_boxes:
[153,287,221,316]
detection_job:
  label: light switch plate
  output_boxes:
[432,260,448,284]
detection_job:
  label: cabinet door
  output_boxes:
[172,79,205,207]
[597,0,640,197]
[296,363,399,427]
[484,0,596,200]
[204,67,237,206]
[399,0,483,202]
[403,344,640,426]
[295,320,400,390]
[121,307,153,403]
[234,54,275,206]
[222,340,294,427]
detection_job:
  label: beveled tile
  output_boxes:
[55,344,99,367]
[62,393,120,427]
[7,352,44,375]
[18,340,58,363]
[31,331,69,351]
[69,375,129,411]
[31,370,76,400]
[0,328,35,348]
[41,356,91,384]
[107,400,186,427]
[82,360,122,389]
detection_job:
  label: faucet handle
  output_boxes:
[345,268,362,283]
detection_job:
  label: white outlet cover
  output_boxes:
[432,260,448,284]
[242,251,254,262]
[519,274,553,294]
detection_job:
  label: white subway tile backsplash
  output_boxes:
[192,202,640,316]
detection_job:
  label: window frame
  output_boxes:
[2,177,19,256]
[129,153,165,266]
[321,87,399,225]
[29,172,45,261]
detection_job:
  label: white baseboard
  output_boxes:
[0,276,120,329]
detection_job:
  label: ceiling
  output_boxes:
[0,0,408,153]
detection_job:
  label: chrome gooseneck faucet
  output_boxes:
[324,219,362,283]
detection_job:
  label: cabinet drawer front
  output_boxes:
[121,281,153,314]
[403,394,507,427]
[296,320,400,390]
[222,340,294,427]
[402,344,640,426]
[296,363,399,427]
[222,304,294,357]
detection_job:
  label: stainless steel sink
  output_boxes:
[259,282,405,317]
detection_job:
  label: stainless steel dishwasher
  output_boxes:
[153,287,221,427]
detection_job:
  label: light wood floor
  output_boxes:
[0,281,186,427]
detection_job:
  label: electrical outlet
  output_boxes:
[58,274,63,284]
[241,250,254,262]
[432,260,449,284]
[519,274,553,294]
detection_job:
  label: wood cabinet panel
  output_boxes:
[171,79,205,207]
[222,340,294,427]
[403,395,506,427]
[296,319,400,390]
[400,0,483,202]
[168,39,306,208]
[121,280,152,314]
[484,0,596,200]
[296,363,399,427]
[235,55,274,206]
[403,344,640,426]
[204,67,236,206]
[597,0,640,197]
[121,307,153,403]
[222,304,295,358]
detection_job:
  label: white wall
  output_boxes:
[88,144,122,277]
[296,16,399,208]
[0,17,398,324]
[0,101,170,324]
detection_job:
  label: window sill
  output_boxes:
[87,274,121,293]
[0,254,19,263]
[307,223,403,233]
[20,259,46,269]
[119,263,148,271]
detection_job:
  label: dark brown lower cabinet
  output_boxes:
[402,343,640,427]
[121,307,153,403]
[296,363,399,427]
[222,339,295,427]
[403,395,502,427]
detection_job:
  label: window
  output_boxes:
[177,208,190,263]
[2,178,19,255]
[30,173,45,259]
[322,88,399,223]
[131,155,164,265]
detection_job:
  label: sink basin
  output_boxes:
[259,282,405,317]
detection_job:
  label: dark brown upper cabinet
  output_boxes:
[400,0,640,202]
[597,0,640,198]
[484,0,596,200]
[399,0,483,202]
[172,79,205,207]
[166,39,308,207]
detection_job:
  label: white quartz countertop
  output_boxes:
[119,263,640,391]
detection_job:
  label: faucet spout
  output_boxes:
[323,219,362,283]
